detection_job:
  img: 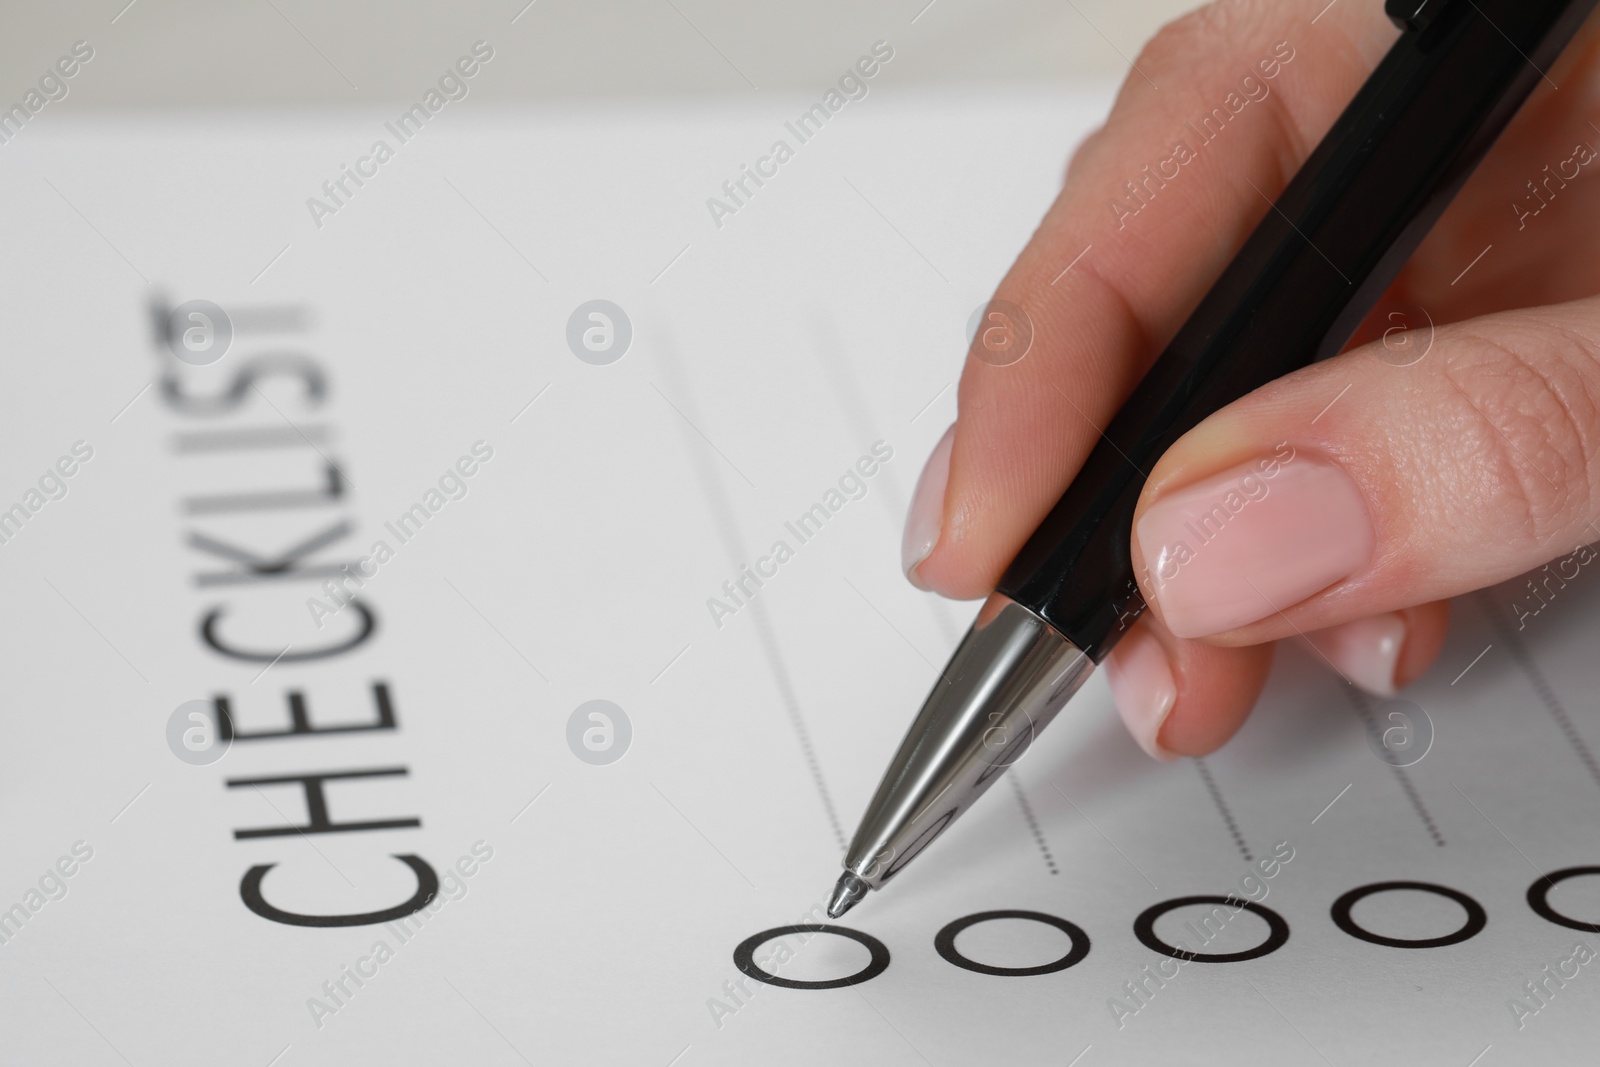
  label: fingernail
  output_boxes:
[1311,612,1406,696]
[1104,627,1177,761]
[1136,452,1374,639]
[902,423,955,588]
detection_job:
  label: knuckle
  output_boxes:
[1131,14,1201,77]
[1139,1,1248,72]
[1133,0,1279,75]
[1440,322,1600,549]
[1132,1,1259,83]
[1125,1,1309,178]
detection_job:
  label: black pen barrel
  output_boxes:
[997,0,1599,658]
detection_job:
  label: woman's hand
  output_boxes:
[902,0,1600,758]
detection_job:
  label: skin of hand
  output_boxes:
[901,0,1600,760]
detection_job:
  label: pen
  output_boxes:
[828,0,1599,919]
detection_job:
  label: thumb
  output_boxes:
[1129,294,1600,643]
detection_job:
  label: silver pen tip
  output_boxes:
[825,872,869,919]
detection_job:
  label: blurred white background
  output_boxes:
[5,0,1203,108]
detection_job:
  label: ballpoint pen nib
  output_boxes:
[826,872,868,919]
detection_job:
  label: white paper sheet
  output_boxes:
[2,87,1599,1066]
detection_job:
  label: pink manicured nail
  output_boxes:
[1135,452,1373,639]
[1104,627,1177,761]
[902,423,955,587]
[1311,612,1406,696]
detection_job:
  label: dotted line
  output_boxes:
[1007,774,1058,875]
[746,605,847,851]
[1389,761,1446,846]
[657,341,847,855]
[1480,592,1600,791]
[1345,687,1445,846]
[1194,758,1252,863]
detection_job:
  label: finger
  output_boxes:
[907,0,1399,598]
[1301,600,1450,696]
[1103,612,1273,760]
[1129,294,1600,645]
[1361,7,1600,322]
[1105,601,1446,761]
